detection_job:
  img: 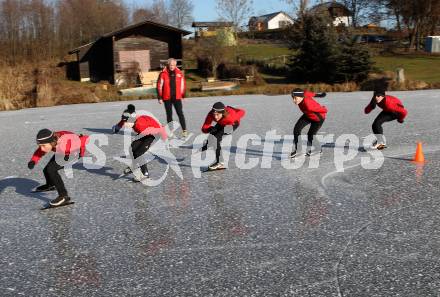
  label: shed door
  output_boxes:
[118,50,151,72]
[79,62,90,81]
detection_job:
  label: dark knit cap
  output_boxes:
[36,129,54,144]
[291,88,304,97]
[374,88,386,97]
[122,104,136,121]
[127,104,135,114]
[212,102,225,112]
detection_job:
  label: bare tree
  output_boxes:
[0,0,130,63]
[341,0,370,27]
[0,0,24,62]
[215,0,253,28]
[151,0,170,25]
[132,8,156,23]
[195,36,229,78]
[391,0,405,32]
[98,0,128,32]
[375,0,440,50]
[169,0,194,29]
[57,0,128,47]
[285,0,309,18]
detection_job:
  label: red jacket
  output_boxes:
[364,95,408,121]
[156,67,186,100]
[30,131,89,164]
[128,115,167,140]
[202,106,246,133]
[298,90,328,122]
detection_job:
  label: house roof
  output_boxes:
[69,20,191,54]
[192,22,234,28]
[309,2,351,16]
[250,11,294,23]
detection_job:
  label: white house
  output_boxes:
[309,2,352,27]
[249,11,294,31]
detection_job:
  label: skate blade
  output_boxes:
[131,177,150,183]
[114,170,132,180]
[204,167,226,172]
[305,152,322,157]
[31,187,56,193]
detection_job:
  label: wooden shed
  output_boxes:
[67,20,191,87]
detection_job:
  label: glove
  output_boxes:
[315,92,327,98]
[28,161,35,170]
[207,126,218,135]
[112,125,120,134]
[64,155,70,161]
[398,118,404,124]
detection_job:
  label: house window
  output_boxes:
[279,21,289,28]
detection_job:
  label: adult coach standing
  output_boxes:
[157,58,188,138]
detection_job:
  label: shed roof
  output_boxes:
[69,20,191,54]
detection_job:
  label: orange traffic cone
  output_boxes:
[413,142,425,163]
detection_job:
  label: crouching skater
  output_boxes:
[201,102,245,171]
[364,89,408,150]
[28,129,89,206]
[113,105,167,182]
[290,88,327,158]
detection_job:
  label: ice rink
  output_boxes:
[1,90,440,296]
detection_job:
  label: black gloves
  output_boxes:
[207,126,218,135]
[28,161,35,170]
[315,92,327,98]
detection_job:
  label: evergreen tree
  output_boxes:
[287,13,340,83]
[336,39,372,82]
[286,11,372,84]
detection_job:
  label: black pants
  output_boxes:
[293,114,324,151]
[131,135,155,175]
[164,99,186,130]
[372,111,398,135]
[43,156,67,197]
[203,123,239,163]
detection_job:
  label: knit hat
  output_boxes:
[374,88,386,97]
[36,129,54,144]
[121,104,136,121]
[212,102,225,113]
[291,88,304,98]
[127,104,135,114]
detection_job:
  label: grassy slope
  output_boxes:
[372,54,440,83]
[187,41,440,89]
[238,43,440,83]
[237,44,292,59]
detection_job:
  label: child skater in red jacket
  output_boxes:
[113,104,167,182]
[28,129,89,206]
[290,88,327,158]
[364,89,408,150]
[201,102,246,170]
